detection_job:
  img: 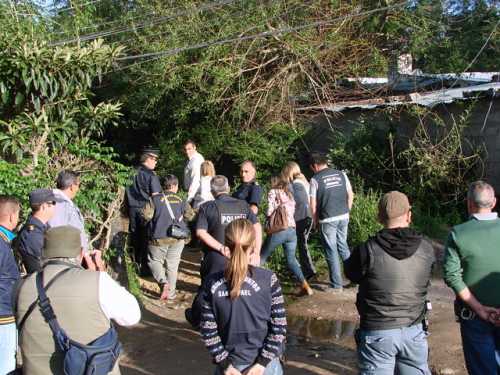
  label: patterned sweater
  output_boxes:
[200,267,286,370]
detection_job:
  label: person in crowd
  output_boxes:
[183,139,205,206]
[233,160,262,215]
[148,174,190,301]
[344,191,435,375]
[308,152,354,292]
[201,219,286,375]
[126,147,162,275]
[48,170,104,271]
[0,196,21,374]
[186,175,262,329]
[281,161,316,281]
[16,226,141,375]
[443,181,500,375]
[260,176,313,296]
[16,189,61,274]
[193,160,216,209]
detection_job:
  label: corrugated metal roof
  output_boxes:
[297,82,500,112]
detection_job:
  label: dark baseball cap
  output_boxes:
[378,191,411,221]
[29,189,64,205]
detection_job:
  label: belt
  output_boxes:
[150,238,179,246]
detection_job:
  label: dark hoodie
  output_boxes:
[344,227,423,283]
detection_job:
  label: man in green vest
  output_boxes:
[16,226,141,375]
[443,181,500,375]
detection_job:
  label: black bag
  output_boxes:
[35,271,122,375]
[164,194,190,240]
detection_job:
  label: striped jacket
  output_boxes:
[200,266,286,370]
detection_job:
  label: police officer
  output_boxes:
[186,175,262,328]
[16,189,61,273]
[232,160,262,215]
[126,147,162,275]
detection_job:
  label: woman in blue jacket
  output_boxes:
[201,219,286,375]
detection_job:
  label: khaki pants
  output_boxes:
[147,239,185,298]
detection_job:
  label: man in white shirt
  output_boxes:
[183,140,205,205]
[16,226,141,375]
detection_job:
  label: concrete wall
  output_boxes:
[302,97,500,191]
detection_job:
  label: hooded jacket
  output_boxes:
[344,228,435,330]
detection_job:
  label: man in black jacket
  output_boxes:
[344,191,435,375]
[126,147,162,275]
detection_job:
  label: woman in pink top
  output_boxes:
[260,176,313,296]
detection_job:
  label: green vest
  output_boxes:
[16,264,121,375]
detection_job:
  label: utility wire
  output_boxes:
[51,0,240,46]
[118,0,294,48]
[115,2,407,63]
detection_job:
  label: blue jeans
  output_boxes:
[214,358,283,375]
[320,219,350,288]
[356,324,431,375]
[260,227,305,282]
[460,315,500,375]
[0,322,17,374]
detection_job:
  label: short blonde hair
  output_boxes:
[201,160,216,177]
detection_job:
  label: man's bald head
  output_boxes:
[467,181,496,212]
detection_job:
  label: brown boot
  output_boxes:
[301,280,314,296]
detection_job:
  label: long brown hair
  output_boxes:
[270,175,292,198]
[224,219,256,300]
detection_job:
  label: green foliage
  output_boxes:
[0,4,130,249]
[348,189,383,247]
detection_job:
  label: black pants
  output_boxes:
[189,250,228,328]
[128,207,150,274]
[296,217,316,279]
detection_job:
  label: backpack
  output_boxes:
[35,270,122,375]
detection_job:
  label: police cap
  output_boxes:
[29,188,64,205]
[142,146,160,158]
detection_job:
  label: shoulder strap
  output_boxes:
[163,194,178,222]
[36,271,71,350]
[17,268,72,333]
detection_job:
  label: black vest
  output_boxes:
[356,238,435,330]
[211,198,249,244]
[313,168,348,220]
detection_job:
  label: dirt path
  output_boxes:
[118,249,466,375]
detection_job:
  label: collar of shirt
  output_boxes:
[27,216,47,230]
[0,225,16,242]
[53,189,72,204]
[215,193,231,201]
[471,212,498,221]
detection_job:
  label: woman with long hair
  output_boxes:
[260,176,313,296]
[201,219,286,375]
[281,161,316,280]
[193,160,216,209]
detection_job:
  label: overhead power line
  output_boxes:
[51,0,240,46]
[115,2,407,64]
